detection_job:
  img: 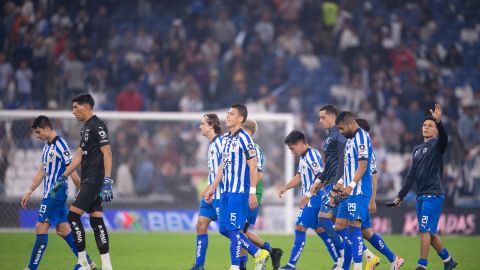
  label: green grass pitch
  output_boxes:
[0,232,478,269]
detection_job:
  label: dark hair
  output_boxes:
[72,93,95,108]
[335,111,355,125]
[423,116,438,128]
[284,130,306,145]
[319,105,338,116]
[31,115,53,129]
[204,113,222,135]
[231,104,248,123]
[356,118,370,132]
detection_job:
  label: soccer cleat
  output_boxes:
[330,263,338,270]
[190,265,205,270]
[279,264,296,270]
[390,256,404,270]
[254,249,270,270]
[270,248,283,270]
[415,266,426,270]
[365,253,381,270]
[88,258,98,270]
[444,258,458,270]
[73,264,91,270]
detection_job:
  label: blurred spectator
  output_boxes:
[377,159,398,199]
[63,54,85,101]
[50,5,72,31]
[168,19,187,42]
[0,144,9,196]
[116,157,136,197]
[380,108,405,152]
[255,10,275,46]
[15,60,33,105]
[134,153,155,196]
[116,81,144,111]
[213,11,236,52]
[0,52,13,100]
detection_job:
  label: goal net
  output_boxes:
[0,110,296,233]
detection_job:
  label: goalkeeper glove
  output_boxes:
[50,175,67,198]
[100,177,114,202]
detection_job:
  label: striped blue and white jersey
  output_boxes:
[208,135,224,200]
[41,136,72,200]
[221,128,257,194]
[343,128,373,197]
[297,147,324,207]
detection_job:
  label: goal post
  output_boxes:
[0,110,296,233]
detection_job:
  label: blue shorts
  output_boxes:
[198,199,220,221]
[334,199,348,220]
[361,214,372,229]
[219,193,249,232]
[346,195,370,222]
[296,206,320,229]
[246,205,260,226]
[37,198,68,226]
[416,195,444,234]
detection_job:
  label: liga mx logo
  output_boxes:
[114,211,144,230]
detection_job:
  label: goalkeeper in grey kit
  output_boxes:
[60,93,114,270]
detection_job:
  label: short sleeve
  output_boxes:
[96,121,110,146]
[240,132,256,160]
[355,131,369,161]
[306,150,324,177]
[56,139,72,165]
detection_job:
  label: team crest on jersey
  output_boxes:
[423,147,428,154]
[84,129,90,142]
[48,151,55,160]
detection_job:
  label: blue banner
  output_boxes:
[19,209,219,231]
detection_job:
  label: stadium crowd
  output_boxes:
[0,0,479,206]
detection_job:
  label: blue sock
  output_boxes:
[438,248,450,261]
[319,218,343,260]
[63,232,78,257]
[418,258,428,268]
[228,231,242,266]
[350,227,363,264]
[263,241,272,252]
[239,233,260,255]
[239,255,248,268]
[368,233,396,262]
[195,234,208,266]
[318,232,339,262]
[287,230,306,266]
[337,228,351,270]
[28,234,48,270]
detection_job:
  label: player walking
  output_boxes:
[62,93,114,270]
[190,113,223,270]
[21,116,96,270]
[205,104,269,270]
[278,130,329,270]
[391,104,457,270]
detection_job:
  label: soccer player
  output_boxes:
[299,105,347,269]
[21,116,95,270]
[392,104,457,270]
[61,93,114,270]
[278,130,329,270]
[336,111,373,270]
[190,113,223,270]
[204,104,269,270]
[355,118,403,270]
[240,119,283,270]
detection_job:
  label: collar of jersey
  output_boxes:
[211,134,220,143]
[228,128,243,138]
[48,136,59,145]
[301,147,311,157]
[85,115,97,125]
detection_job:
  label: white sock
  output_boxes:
[254,250,262,257]
[78,251,88,265]
[353,262,362,270]
[230,266,240,270]
[364,248,375,260]
[101,253,112,270]
[443,256,451,262]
